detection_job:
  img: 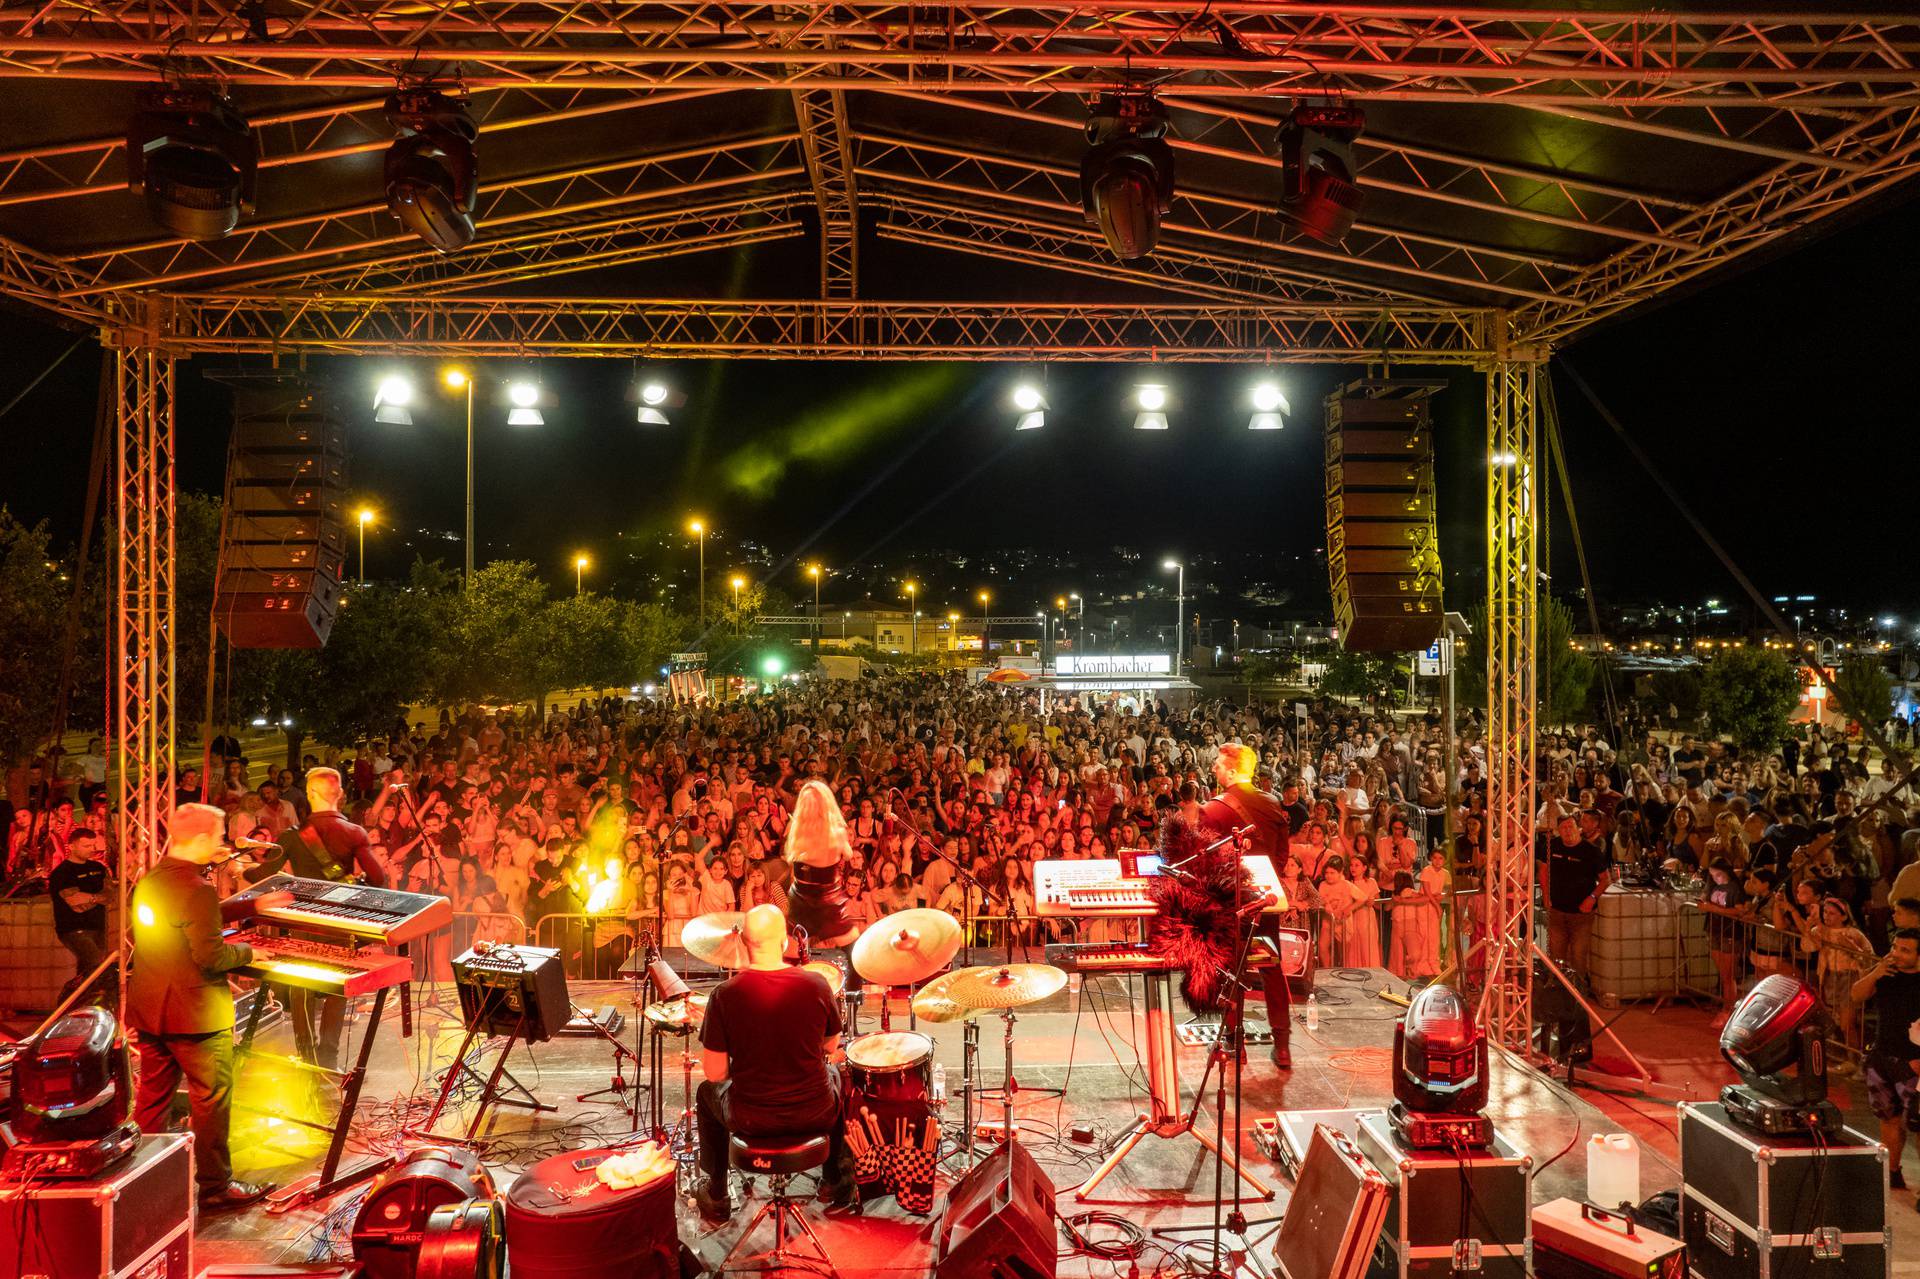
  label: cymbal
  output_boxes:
[911,967,987,1024]
[851,908,964,986]
[642,992,709,1033]
[682,912,752,968]
[941,963,1068,1011]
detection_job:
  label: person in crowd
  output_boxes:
[1539,812,1611,975]
[1851,928,1920,1193]
[49,828,112,1003]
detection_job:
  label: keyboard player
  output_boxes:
[1198,743,1294,1070]
[128,803,292,1211]
[242,767,385,1072]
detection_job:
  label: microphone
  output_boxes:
[792,923,812,965]
[231,836,280,851]
[1238,890,1281,916]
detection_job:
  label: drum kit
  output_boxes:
[638,904,1069,1178]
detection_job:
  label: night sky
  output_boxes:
[2,191,1916,613]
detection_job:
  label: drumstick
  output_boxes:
[845,1121,867,1159]
[864,1108,885,1149]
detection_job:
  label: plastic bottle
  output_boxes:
[1304,993,1320,1031]
[1586,1133,1639,1210]
[932,1062,947,1104]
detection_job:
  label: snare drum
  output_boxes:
[844,1031,933,1104]
[800,958,845,998]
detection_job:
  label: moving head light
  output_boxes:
[1277,103,1366,245]
[125,86,258,240]
[385,90,480,252]
[1081,94,1174,261]
[1390,983,1492,1149]
[1719,973,1843,1136]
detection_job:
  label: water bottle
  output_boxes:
[932,1062,947,1104]
[1304,993,1320,1032]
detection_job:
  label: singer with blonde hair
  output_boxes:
[783,779,861,949]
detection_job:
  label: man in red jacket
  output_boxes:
[1197,743,1294,1068]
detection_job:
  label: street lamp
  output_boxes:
[1070,591,1084,650]
[1162,559,1185,673]
[424,366,544,588]
[731,575,745,612]
[979,590,991,655]
[808,564,822,655]
[574,553,590,595]
[905,581,918,655]
[688,518,706,626]
[355,507,375,585]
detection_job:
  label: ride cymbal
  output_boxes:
[851,908,964,985]
[682,912,752,968]
[941,963,1068,1010]
[911,967,989,1023]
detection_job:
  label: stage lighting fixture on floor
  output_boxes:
[1081,94,1174,261]
[1012,383,1048,431]
[1249,381,1290,430]
[374,374,415,426]
[506,380,544,427]
[1718,973,1843,1135]
[385,89,479,252]
[1277,103,1367,245]
[634,377,685,425]
[125,86,258,240]
[1132,382,1169,430]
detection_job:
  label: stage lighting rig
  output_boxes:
[1719,973,1843,1136]
[1249,381,1290,430]
[633,376,686,426]
[1390,983,1492,1149]
[1277,103,1367,245]
[1081,94,1174,261]
[385,89,479,252]
[1012,383,1048,431]
[124,86,258,240]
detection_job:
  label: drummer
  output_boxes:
[783,781,864,981]
[694,903,853,1223]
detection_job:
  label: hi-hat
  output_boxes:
[941,964,1068,1011]
[911,967,988,1023]
[852,908,963,986]
[683,912,752,968]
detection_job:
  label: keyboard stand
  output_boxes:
[1071,970,1273,1203]
[415,1013,559,1143]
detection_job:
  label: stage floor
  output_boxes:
[184,965,1891,1275]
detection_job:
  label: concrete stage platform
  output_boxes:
[188,965,1903,1275]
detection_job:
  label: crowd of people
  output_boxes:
[8,672,1920,1195]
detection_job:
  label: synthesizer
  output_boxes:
[1046,937,1282,975]
[1033,856,1290,918]
[226,873,453,945]
[227,931,415,996]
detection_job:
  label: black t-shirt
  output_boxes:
[1869,970,1920,1058]
[1539,837,1610,912]
[49,857,108,932]
[701,966,842,1118]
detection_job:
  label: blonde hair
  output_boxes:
[784,779,852,867]
[306,766,343,803]
[1216,741,1257,785]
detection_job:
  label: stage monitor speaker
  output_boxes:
[936,1139,1057,1279]
[1324,389,1442,653]
[214,377,349,649]
[453,944,570,1043]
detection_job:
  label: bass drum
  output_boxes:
[845,1031,933,1104]
[352,1146,495,1279]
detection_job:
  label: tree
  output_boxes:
[1456,598,1595,726]
[0,511,70,764]
[1319,650,1376,702]
[431,560,552,707]
[1648,668,1703,724]
[1700,646,1802,754]
[1833,655,1894,730]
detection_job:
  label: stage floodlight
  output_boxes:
[125,86,258,240]
[1250,381,1289,430]
[373,375,414,425]
[506,379,543,425]
[1012,383,1048,431]
[1081,94,1174,261]
[1133,382,1169,430]
[641,382,669,407]
[384,90,478,252]
[1277,104,1367,245]
[633,377,685,425]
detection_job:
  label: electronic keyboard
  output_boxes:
[1045,937,1283,975]
[1033,856,1289,918]
[226,873,452,945]
[228,931,415,996]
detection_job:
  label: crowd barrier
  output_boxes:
[1684,897,1881,1069]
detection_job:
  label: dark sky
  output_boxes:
[2,190,1916,613]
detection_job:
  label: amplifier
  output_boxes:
[1532,1199,1684,1279]
[0,1132,193,1279]
[453,944,570,1043]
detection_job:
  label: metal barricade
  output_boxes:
[1685,897,1879,1069]
[533,911,645,980]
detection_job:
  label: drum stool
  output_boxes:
[718,1133,840,1279]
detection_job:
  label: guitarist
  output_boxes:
[1198,743,1295,1069]
[245,767,387,1072]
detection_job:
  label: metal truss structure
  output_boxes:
[4,1,1918,1020]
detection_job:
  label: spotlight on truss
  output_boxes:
[384,89,479,252]
[634,377,687,426]
[1249,381,1290,430]
[125,86,258,240]
[1277,103,1367,245]
[1012,383,1049,431]
[373,375,414,426]
[506,380,544,427]
[1081,94,1174,261]
[1133,383,1170,431]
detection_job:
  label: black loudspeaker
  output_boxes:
[936,1139,1057,1279]
[214,378,348,648]
[1324,389,1442,653]
[452,944,570,1043]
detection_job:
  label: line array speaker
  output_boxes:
[1324,391,1442,653]
[214,379,349,648]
